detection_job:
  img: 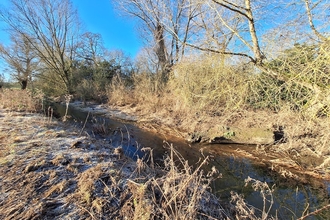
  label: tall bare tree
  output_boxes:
[113,0,198,82]
[0,0,80,94]
[113,0,169,81]
[161,0,201,62]
[0,33,38,89]
[77,32,105,69]
[185,0,265,65]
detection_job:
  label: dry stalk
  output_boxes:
[297,204,330,220]
[79,111,90,136]
[63,94,72,122]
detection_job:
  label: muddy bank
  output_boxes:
[51,100,330,186]
[48,101,330,218]
[7,99,327,217]
[0,109,231,219]
[63,101,274,145]
[88,102,330,183]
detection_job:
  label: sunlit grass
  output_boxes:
[0,88,44,112]
[107,48,330,179]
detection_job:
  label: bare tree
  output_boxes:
[183,0,265,65]
[115,0,269,67]
[78,32,105,69]
[105,50,134,76]
[134,47,161,75]
[0,33,38,89]
[113,0,169,81]
[0,0,80,94]
[113,0,198,82]
[161,0,201,62]
[166,1,240,60]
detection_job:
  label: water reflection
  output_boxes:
[52,103,330,219]
[204,146,330,218]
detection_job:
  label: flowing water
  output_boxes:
[52,103,330,219]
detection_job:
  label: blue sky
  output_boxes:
[0,0,142,80]
[72,0,142,57]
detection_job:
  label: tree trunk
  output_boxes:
[245,0,264,65]
[21,79,27,90]
[155,24,171,83]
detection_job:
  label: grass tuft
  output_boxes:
[0,88,44,112]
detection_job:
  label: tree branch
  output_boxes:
[212,0,248,18]
[303,0,328,42]
[184,42,256,63]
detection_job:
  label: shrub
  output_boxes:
[107,74,134,106]
[248,42,330,117]
[168,54,250,113]
[75,79,103,103]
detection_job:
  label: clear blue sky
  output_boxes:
[0,0,142,80]
[72,0,142,57]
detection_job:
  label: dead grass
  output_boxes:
[120,144,229,219]
[2,83,330,219]
[107,50,330,182]
[2,107,330,219]
[0,109,135,219]
[230,177,276,220]
[107,74,135,106]
[168,55,250,113]
[0,109,240,219]
[0,109,275,219]
[0,88,44,112]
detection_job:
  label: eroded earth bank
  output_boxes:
[1,92,330,219]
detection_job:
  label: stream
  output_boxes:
[52,102,330,219]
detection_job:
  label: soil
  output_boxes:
[58,100,330,184]
[0,108,228,219]
[102,102,330,182]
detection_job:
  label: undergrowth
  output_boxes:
[168,55,250,113]
[0,104,279,219]
[0,88,44,112]
[121,144,229,219]
[109,41,330,116]
[107,47,330,160]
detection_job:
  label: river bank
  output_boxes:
[1,88,330,219]
[70,99,330,183]
[0,108,234,219]
[58,99,330,218]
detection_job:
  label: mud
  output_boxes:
[0,109,229,219]
[52,102,330,218]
